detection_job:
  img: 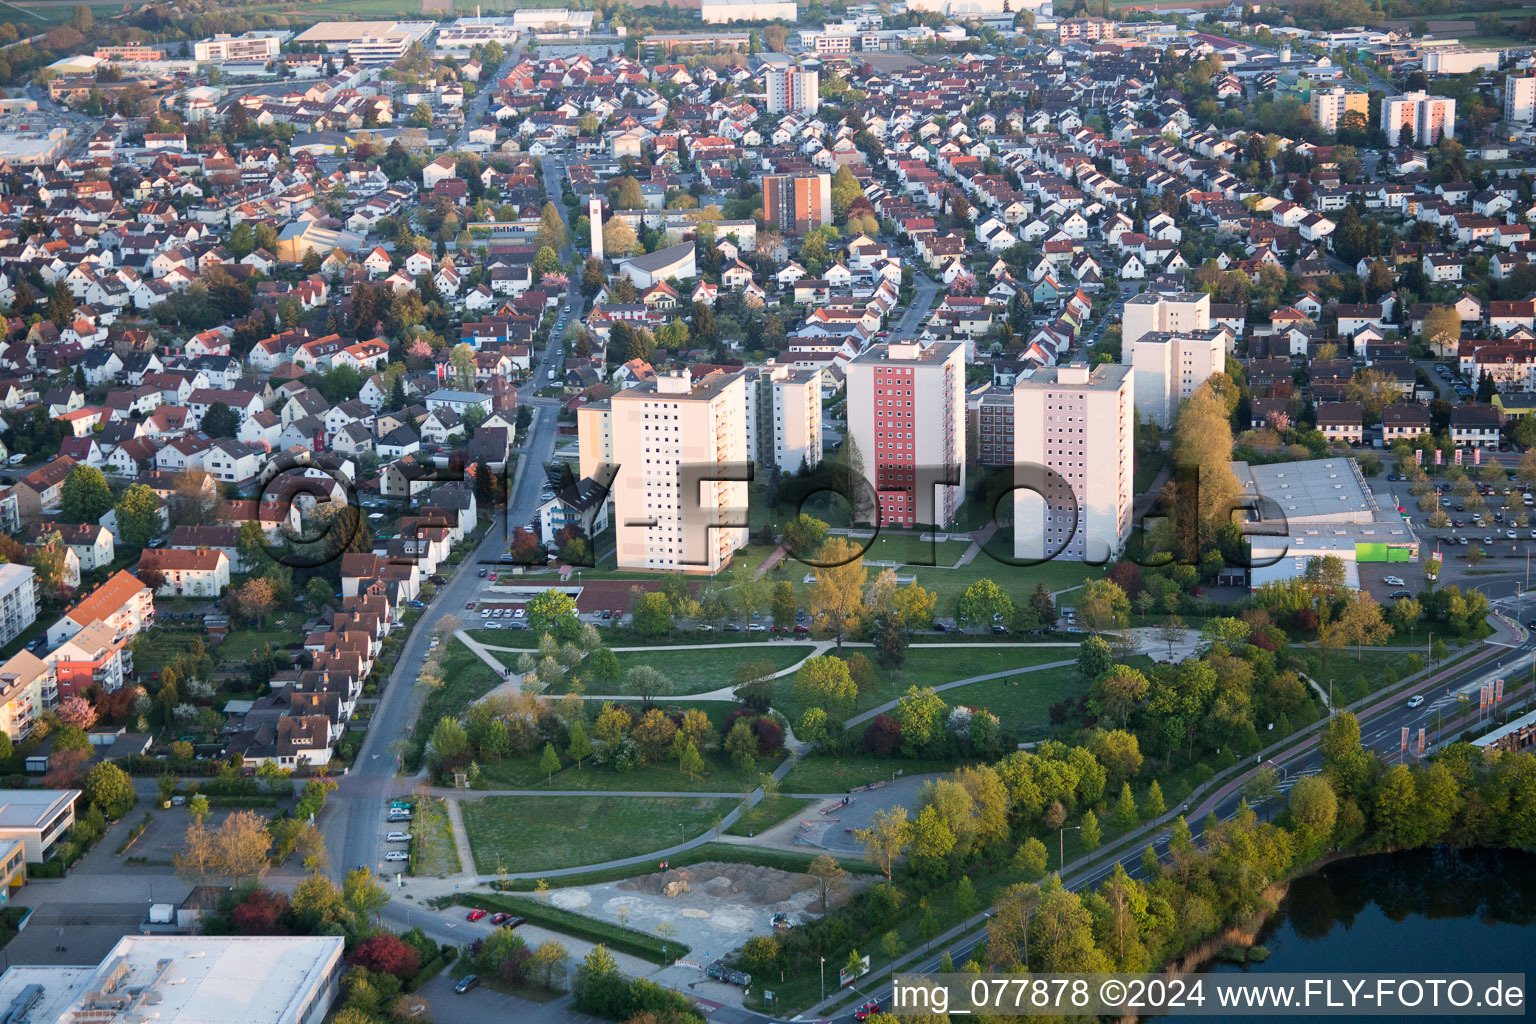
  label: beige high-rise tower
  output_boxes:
[578,371,748,573]
[589,197,604,260]
[1012,363,1134,564]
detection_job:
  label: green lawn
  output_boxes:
[411,798,461,877]
[852,533,973,568]
[772,645,1074,725]
[780,753,963,792]
[724,795,817,836]
[928,666,1081,736]
[460,795,737,873]
[545,645,815,696]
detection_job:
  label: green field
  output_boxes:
[460,795,736,873]
[544,644,815,696]
[849,533,973,568]
[780,752,967,794]
[725,795,817,836]
[772,645,1075,725]
[411,798,461,877]
[934,666,1083,736]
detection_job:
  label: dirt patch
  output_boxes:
[618,862,822,907]
[549,860,866,968]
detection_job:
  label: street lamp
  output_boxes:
[1059,824,1082,873]
[820,955,826,1004]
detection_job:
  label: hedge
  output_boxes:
[206,796,278,809]
[455,894,683,964]
[492,842,875,891]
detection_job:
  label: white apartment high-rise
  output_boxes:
[1127,328,1228,427]
[1121,291,1210,349]
[744,365,823,475]
[1508,74,1536,125]
[588,197,604,260]
[1012,363,1134,564]
[766,66,819,114]
[845,341,966,528]
[578,371,748,573]
[1381,90,1456,146]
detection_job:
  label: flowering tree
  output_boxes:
[58,695,97,730]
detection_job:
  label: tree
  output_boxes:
[793,655,858,718]
[1079,809,1102,851]
[1142,780,1167,819]
[1421,305,1462,355]
[59,465,113,524]
[632,708,677,763]
[781,513,829,556]
[113,483,162,551]
[956,578,1013,629]
[540,741,560,782]
[1287,774,1338,836]
[213,810,273,885]
[679,740,705,778]
[82,761,133,821]
[602,219,639,257]
[201,401,239,439]
[1077,635,1113,686]
[344,866,390,925]
[896,686,947,756]
[808,537,868,647]
[58,694,96,729]
[350,934,421,979]
[912,804,956,871]
[624,665,668,706]
[538,200,567,250]
[566,721,592,768]
[1115,781,1139,831]
[528,590,579,636]
[631,591,674,638]
[854,806,912,880]
[1014,837,1049,880]
[1334,590,1393,658]
[291,872,347,930]
[723,719,758,772]
[235,578,276,628]
[806,853,847,914]
[1171,382,1245,552]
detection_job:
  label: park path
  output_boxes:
[441,793,478,876]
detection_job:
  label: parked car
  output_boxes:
[455,975,480,994]
[466,909,488,922]
[384,850,409,861]
[478,568,488,577]
[465,602,476,610]
[489,912,512,925]
[385,832,410,843]
[500,917,526,930]
[1390,589,1412,599]
[1383,576,1406,587]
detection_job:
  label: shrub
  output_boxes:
[862,715,903,756]
[349,934,422,980]
[752,716,783,755]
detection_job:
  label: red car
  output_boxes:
[489,572,499,581]
[465,601,475,610]
[466,909,488,922]
[854,1002,882,1021]
[793,625,810,635]
[489,912,511,925]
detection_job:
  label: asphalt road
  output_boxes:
[324,149,575,881]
